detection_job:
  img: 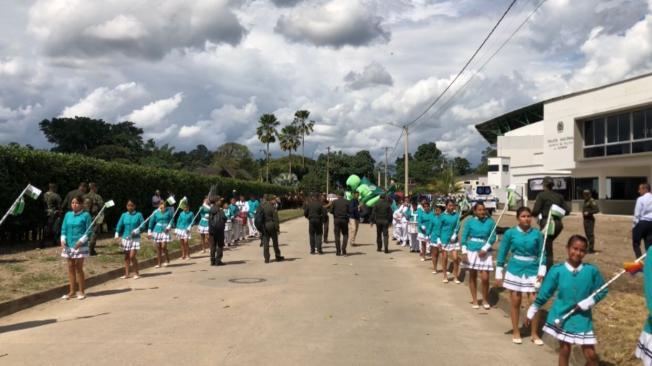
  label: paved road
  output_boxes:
[0,218,556,365]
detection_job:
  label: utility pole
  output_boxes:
[384,146,389,190]
[326,146,330,196]
[377,169,381,186]
[403,126,409,197]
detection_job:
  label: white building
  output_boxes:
[475,73,652,214]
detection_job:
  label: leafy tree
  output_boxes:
[292,110,315,169]
[211,142,258,179]
[474,146,497,174]
[451,157,471,176]
[256,114,280,182]
[278,124,301,178]
[414,142,443,162]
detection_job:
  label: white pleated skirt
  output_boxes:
[198,224,209,234]
[543,324,596,345]
[503,271,537,293]
[175,229,191,240]
[465,251,493,271]
[121,238,140,251]
[153,232,171,243]
[637,330,652,366]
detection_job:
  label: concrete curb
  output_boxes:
[0,213,303,319]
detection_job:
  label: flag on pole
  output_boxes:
[506,185,517,209]
[544,204,566,235]
[179,197,188,209]
[166,196,176,205]
[25,184,42,200]
[104,200,115,208]
[10,197,24,216]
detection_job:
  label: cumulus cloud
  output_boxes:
[27,0,246,60]
[121,93,184,128]
[274,0,390,48]
[60,82,147,119]
[344,62,394,90]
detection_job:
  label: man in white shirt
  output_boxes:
[633,183,652,258]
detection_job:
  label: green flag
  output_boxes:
[546,219,556,236]
[10,197,25,216]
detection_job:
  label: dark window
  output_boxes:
[618,113,630,141]
[584,146,604,158]
[607,115,618,143]
[573,177,598,200]
[647,109,652,138]
[633,140,652,153]
[502,165,509,172]
[595,118,605,144]
[634,111,645,140]
[476,186,492,195]
[608,177,647,200]
[606,143,630,156]
[584,120,594,145]
[487,165,499,172]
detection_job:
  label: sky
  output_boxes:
[1,0,651,165]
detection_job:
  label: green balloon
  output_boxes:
[345,191,353,200]
[346,175,361,190]
[356,184,370,197]
[366,196,381,207]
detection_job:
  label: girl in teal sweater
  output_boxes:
[114,199,144,279]
[461,202,496,310]
[527,235,606,366]
[60,196,92,300]
[176,203,194,260]
[197,197,211,253]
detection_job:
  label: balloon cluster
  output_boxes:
[345,175,384,207]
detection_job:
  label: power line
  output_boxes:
[411,0,548,130]
[405,0,519,128]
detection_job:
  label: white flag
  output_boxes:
[166,196,176,205]
[104,200,115,208]
[25,184,42,200]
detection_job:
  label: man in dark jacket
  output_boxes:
[304,193,326,255]
[260,194,285,263]
[330,191,350,256]
[371,194,393,253]
[209,197,227,266]
[532,176,571,269]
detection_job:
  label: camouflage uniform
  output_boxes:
[41,191,62,248]
[583,195,600,252]
[84,191,104,255]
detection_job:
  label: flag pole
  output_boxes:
[554,252,648,326]
[0,186,29,228]
[81,200,114,239]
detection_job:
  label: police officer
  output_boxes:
[330,191,350,256]
[260,194,285,263]
[84,182,104,256]
[304,193,326,255]
[40,183,62,248]
[532,176,570,269]
[582,189,600,253]
[371,194,393,253]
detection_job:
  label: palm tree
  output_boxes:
[256,114,280,183]
[292,110,315,169]
[278,124,301,178]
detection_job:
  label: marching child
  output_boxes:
[429,205,443,274]
[115,199,144,279]
[417,201,433,260]
[636,250,652,365]
[197,197,211,253]
[148,201,173,267]
[495,207,545,345]
[60,196,92,300]
[439,200,462,284]
[176,201,194,260]
[527,235,607,366]
[461,202,496,310]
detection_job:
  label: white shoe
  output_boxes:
[61,294,71,300]
[120,275,128,279]
[483,304,491,310]
[455,279,462,284]
[442,278,449,283]
[432,270,438,274]
[133,275,140,279]
[77,293,86,300]
[472,304,480,309]
[155,265,161,268]
[420,258,426,262]
[163,262,169,267]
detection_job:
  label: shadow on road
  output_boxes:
[139,272,172,278]
[0,319,56,334]
[89,288,132,297]
[166,263,195,268]
[223,260,248,265]
[344,252,366,256]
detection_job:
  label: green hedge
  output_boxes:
[0,146,292,238]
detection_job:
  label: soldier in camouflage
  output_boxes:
[582,189,600,253]
[83,182,104,256]
[40,183,62,248]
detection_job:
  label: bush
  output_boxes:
[0,146,293,239]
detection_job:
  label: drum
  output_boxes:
[408,222,418,234]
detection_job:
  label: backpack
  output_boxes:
[209,207,226,233]
[254,208,266,232]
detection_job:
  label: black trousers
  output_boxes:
[40,215,61,247]
[376,223,389,251]
[542,219,563,270]
[210,231,225,264]
[308,220,323,252]
[633,221,652,258]
[333,218,349,254]
[262,229,281,261]
[323,214,329,242]
[583,218,595,251]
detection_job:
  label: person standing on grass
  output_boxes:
[209,197,227,266]
[152,190,161,210]
[417,201,434,260]
[41,183,62,248]
[114,199,144,279]
[175,201,194,260]
[429,204,443,274]
[148,200,172,268]
[633,183,652,258]
[461,201,496,310]
[527,235,606,366]
[304,193,326,255]
[439,200,462,284]
[371,194,393,254]
[582,189,599,254]
[197,197,211,253]
[60,196,91,300]
[495,207,545,345]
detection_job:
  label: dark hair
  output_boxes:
[516,206,531,217]
[126,199,136,206]
[566,235,588,249]
[474,201,485,210]
[48,183,57,190]
[445,199,455,206]
[71,195,84,205]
